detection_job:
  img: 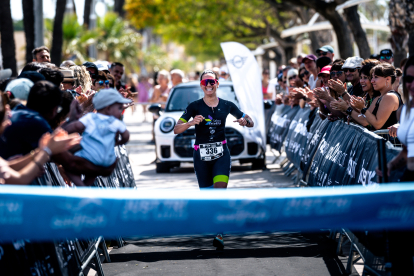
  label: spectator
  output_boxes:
[297,54,306,67]
[327,59,347,98]
[0,81,62,159]
[380,55,414,183]
[18,71,46,83]
[137,75,153,122]
[170,69,184,87]
[49,91,75,129]
[21,62,49,72]
[60,60,76,68]
[219,66,229,81]
[32,46,51,63]
[106,74,116,88]
[109,62,125,90]
[83,62,99,82]
[95,61,110,75]
[356,59,380,109]
[302,55,318,89]
[289,58,298,69]
[316,45,335,60]
[298,67,310,87]
[69,65,92,94]
[212,67,220,78]
[400,58,408,71]
[64,89,130,186]
[5,78,34,101]
[379,49,394,65]
[315,57,332,88]
[38,68,64,87]
[318,65,331,87]
[332,63,403,130]
[262,69,271,99]
[60,69,76,91]
[91,71,109,91]
[0,92,80,185]
[393,68,403,100]
[151,70,171,103]
[370,54,380,60]
[342,56,364,97]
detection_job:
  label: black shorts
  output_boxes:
[193,144,231,188]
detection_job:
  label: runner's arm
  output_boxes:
[174,115,204,134]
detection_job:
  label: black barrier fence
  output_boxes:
[0,145,136,276]
[268,105,410,275]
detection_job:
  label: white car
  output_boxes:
[150,81,266,173]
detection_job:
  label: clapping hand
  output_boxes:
[328,79,345,94]
[350,95,365,112]
[39,128,81,155]
[330,98,350,112]
[313,87,331,101]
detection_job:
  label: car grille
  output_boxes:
[174,128,244,158]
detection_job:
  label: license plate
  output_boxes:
[199,142,224,161]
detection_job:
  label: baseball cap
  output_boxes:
[342,56,364,69]
[5,78,34,100]
[18,71,46,83]
[302,54,317,62]
[219,65,228,75]
[95,61,110,72]
[0,69,12,81]
[379,49,393,57]
[60,69,75,82]
[318,66,332,76]
[316,45,334,54]
[93,88,132,110]
[82,61,99,72]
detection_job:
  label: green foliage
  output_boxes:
[13,20,24,31]
[126,0,289,61]
[142,45,169,72]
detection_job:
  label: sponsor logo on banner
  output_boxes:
[226,55,248,68]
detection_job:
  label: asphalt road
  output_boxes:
[101,107,348,275]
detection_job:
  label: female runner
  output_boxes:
[174,69,254,249]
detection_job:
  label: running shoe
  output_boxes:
[213,234,224,250]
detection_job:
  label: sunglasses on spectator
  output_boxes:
[330,71,343,77]
[318,52,328,57]
[288,75,297,80]
[299,71,309,78]
[403,75,414,83]
[200,79,218,86]
[343,68,358,73]
[380,56,392,60]
[99,80,110,86]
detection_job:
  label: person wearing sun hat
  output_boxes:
[342,56,364,97]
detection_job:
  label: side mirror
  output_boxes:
[263,100,273,110]
[149,104,162,114]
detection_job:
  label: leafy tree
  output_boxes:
[142,44,169,72]
[125,0,298,61]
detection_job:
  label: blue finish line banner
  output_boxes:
[1,185,414,242]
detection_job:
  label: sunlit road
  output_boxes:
[101,107,347,276]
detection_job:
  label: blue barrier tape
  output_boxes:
[1,184,414,242]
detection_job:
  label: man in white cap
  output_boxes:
[341,56,364,97]
[219,65,229,81]
[65,88,131,186]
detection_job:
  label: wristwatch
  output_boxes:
[361,108,368,114]
[346,106,353,115]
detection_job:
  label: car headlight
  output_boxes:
[160,117,176,133]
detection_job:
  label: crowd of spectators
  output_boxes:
[265,46,413,181]
[0,46,138,186]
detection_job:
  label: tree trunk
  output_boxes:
[51,0,67,65]
[319,7,353,59]
[343,6,371,58]
[0,0,17,75]
[22,0,35,64]
[83,0,92,28]
[409,30,414,58]
[114,0,125,17]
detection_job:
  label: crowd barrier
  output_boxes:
[267,104,410,275]
[0,145,136,276]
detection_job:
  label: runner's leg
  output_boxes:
[212,144,231,189]
[193,148,214,188]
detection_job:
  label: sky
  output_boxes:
[11,0,114,25]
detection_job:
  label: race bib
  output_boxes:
[199,142,224,161]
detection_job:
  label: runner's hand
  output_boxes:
[190,115,204,126]
[234,117,247,126]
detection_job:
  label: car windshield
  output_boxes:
[166,85,240,112]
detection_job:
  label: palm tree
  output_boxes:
[0,0,17,75]
[96,12,141,71]
[51,0,67,65]
[83,0,93,28]
[22,0,35,64]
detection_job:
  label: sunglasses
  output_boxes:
[403,75,414,84]
[330,71,344,77]
[380,56,392,60]
[95,80,110,86]
[200,79,218,86]
[288,75,297,80]
[343,68,358,73]
[299,71,309,78]
[318,52,328,57]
